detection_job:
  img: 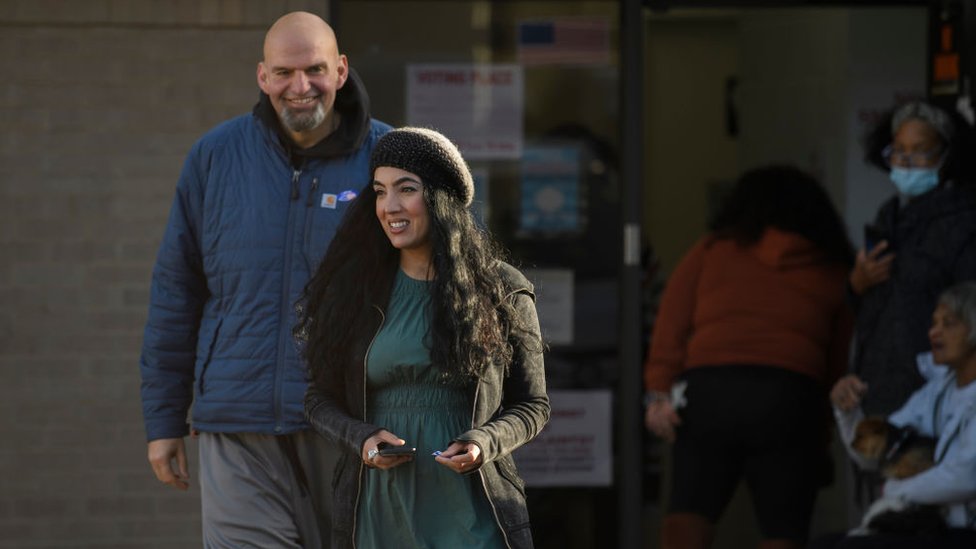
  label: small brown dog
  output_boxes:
[850,417,944,535]
[852,416,936,479]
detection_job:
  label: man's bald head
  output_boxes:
[257,11,349,148]
[263,11,339,63]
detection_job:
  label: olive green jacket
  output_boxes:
[305,262,549,549]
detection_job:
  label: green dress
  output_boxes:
[355,270,506,549]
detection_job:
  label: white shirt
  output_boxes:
[836,352,976,528]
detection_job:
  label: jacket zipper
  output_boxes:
[351,305,385,549]
[302,177,321,272]
[305,177,319,207]
[273,168,302,433]
[471,382,514,549]
[477,286,527,549]
[290,169,301,200]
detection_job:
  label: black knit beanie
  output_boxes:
[369,127,475,207]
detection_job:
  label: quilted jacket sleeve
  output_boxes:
[139,142,210,441]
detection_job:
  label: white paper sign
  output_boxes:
[513,389,613,486]
[406,63,523,159]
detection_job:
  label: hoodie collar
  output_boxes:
[252,67,372,163]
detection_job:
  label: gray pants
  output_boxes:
[199,431,337,548]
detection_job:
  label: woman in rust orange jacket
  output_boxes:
[644,166,854,549]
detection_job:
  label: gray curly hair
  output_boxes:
[891,101,955,144]
[938,281,976,346]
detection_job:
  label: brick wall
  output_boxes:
[0,1,329,546]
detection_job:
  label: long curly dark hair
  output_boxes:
[709,165,854,267]
[295,177,524,390]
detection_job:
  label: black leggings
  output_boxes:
[668,365,828,542]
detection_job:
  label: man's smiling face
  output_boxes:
[257,16,347,147]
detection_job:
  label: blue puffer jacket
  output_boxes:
[141,84,390,441]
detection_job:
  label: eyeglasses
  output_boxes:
[881,145,944,168]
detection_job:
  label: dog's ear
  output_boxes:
[853,417,891,459]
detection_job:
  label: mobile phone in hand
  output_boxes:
[377,442,416,457]
[864,224,889,252]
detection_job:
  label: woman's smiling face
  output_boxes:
[372,166,432,256]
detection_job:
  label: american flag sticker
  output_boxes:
[517,18,610,67]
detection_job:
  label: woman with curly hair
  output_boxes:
[296,127,549,549]
[643,165,855,549]
[845,100,976,417]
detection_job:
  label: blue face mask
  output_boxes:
[889,167,940,197]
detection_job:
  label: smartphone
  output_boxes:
[377,442,416,457]
[863,224,888,252]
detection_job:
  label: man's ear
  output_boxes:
[256,62,270,94]
[336,55,349,89]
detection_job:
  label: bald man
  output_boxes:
[139,12,390,547]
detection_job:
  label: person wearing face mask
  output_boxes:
[838,101,976,521]
[845,100,976,419]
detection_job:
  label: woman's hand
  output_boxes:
[831,374,868,412]
[644,397,681,443]
[361,430,413,470]
[434,441,482,474]
[849,242,895,295]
